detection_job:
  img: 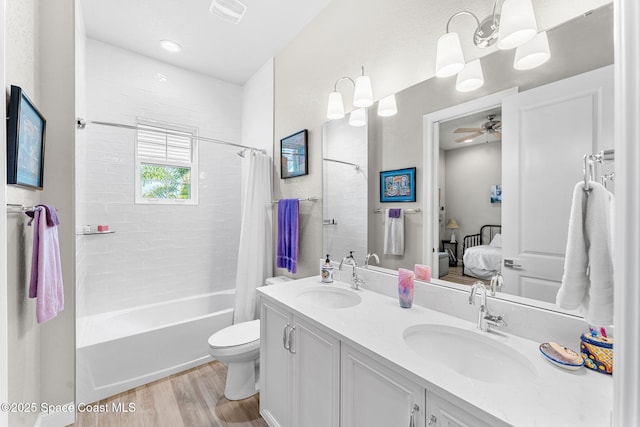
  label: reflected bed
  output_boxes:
[462,225,502,280]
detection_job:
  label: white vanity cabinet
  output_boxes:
[425,392,500,427]
[260,299,340,427]
[341,343,425,427]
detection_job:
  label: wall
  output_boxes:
[5,0,41,425]
[273,0,612,277]
[444,142,502,245]
[0,0,8,423]
[323,117,368,264]
[76,39,244,316]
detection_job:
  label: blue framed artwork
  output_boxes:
[380,167,416,202]
[491,184,502,204]
[280,129,308,179]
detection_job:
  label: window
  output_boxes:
[135,118,198,204]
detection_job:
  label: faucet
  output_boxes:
[365,252,379,268]
[489,272,503,296]
[468,281,506,332]
[339,251,365,290]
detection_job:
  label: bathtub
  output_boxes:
[76,290,234,404]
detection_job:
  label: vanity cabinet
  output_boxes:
[426,392,496,427]
[260,300,340,427]
[341,344,425,427]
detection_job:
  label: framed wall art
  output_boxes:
[380,167,416,202]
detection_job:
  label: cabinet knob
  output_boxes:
[409,404,419,427]
[427,414,438,426]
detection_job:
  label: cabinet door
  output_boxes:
[426,392,499,427]
[260,301,292,427]
[342,344,425,427]
[291,317,340,427]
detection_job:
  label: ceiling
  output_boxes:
[80,0,331,85]
[439,107,502,151]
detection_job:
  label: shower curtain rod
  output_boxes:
[76,118,267,154]
[323,157,361,170]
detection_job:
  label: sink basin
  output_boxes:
[296,286,362,309]
[403,324,538,384]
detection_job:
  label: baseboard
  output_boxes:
[33,403,75,427]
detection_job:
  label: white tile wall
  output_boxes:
[77,39,244,316]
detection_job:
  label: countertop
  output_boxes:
[258,277,612,427]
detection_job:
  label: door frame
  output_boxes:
[422,88,517,279]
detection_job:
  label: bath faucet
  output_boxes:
[468,282,506,332]
[489,272,503,296]
[365,252,380,268]
[339,251,364,290]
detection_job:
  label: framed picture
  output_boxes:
[380,167,416,202]
[6,85,46,189]
[491,184,502,204]
[280,129,308,179]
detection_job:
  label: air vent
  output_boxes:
[209,0,247,24]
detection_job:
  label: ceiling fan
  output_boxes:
[453,114,502,143]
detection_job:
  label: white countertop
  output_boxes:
[258,277,613,427]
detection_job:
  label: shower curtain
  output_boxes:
[233,152,273,324]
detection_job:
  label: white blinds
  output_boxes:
[136,123,194,164]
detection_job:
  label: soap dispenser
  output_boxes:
[321,254,334,283]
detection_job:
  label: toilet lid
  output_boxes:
[208,319,260,348]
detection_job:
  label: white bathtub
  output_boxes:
[76,290,234,403]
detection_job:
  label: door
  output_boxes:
[501,65,614,302]
[341,344,425,427]
[291,317,340,427]
[260,301,292,427]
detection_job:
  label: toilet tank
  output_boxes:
[265,276,293,286]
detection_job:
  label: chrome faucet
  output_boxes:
[339,251,365,290]
[468,281,506,332]
[365,252,380,268]
[489,272,503,296]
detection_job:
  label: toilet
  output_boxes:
[208,276,292,400]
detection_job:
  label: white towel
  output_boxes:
[556,181,614,326]
[383,209,404,255]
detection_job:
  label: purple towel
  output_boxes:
[389,208,402,218]
[28,206,64,323]
[276,199,299,274]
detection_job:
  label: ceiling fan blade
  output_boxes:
[454,127,484,133]
[455,132,483,143]
[494,131,502,139]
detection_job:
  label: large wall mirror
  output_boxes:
[322,4,614,309]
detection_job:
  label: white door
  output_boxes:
[291,317,340,427]
[341,344,425,427]
[501,65,614,302]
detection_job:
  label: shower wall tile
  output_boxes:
[77,39,244,317]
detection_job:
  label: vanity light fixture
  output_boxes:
[377,94,398,117]
[349,108,367,127]
[327,67,397,124]
[434,0,548,92]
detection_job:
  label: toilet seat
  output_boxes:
[209,319,260,360]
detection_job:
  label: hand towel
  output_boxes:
[384,208,404,255]
[28,206,64,323]
[398,268,415,308]
[276,199,299,274]
[556,181,614,326]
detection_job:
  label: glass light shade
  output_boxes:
[497,0,538,50]
[327,91,345,120]
[353,75,373,108]
[160,39,182,53]
[349,108,367,127]
[514,31,550,70]
[377,94,398,117]
[435,32,465,78]
[456,60,484,92]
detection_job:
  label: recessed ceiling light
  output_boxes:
[160,39,182,53]
[209,0,247,24]
[154,73,168,82]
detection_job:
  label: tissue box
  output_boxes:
[580,333,613,374]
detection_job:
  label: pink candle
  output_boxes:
[398,268,415,308]
[414,264,431,282]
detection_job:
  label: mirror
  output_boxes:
[322,4,614,307]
